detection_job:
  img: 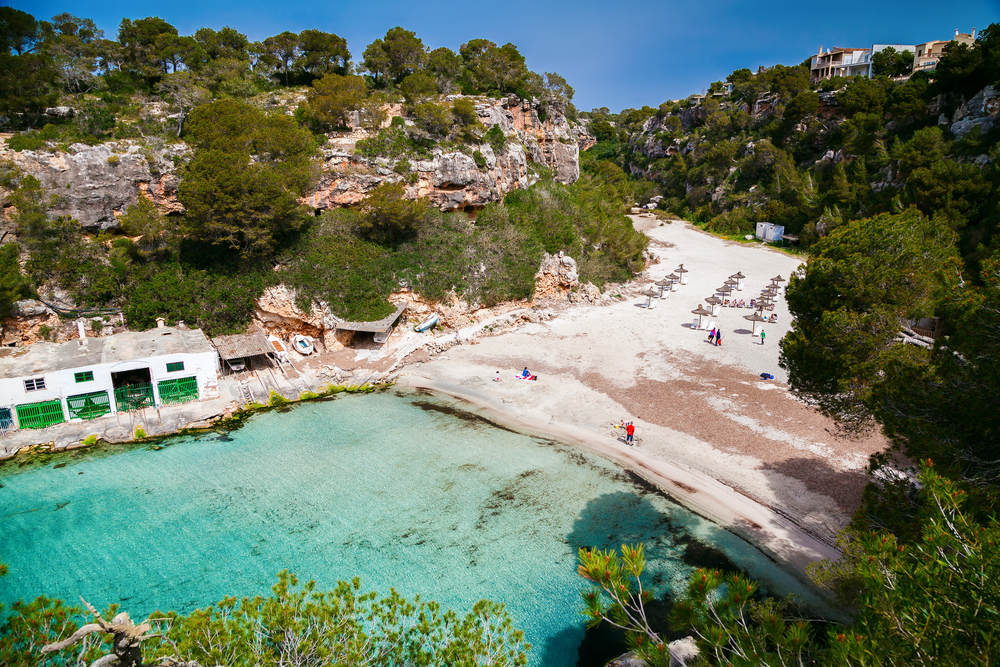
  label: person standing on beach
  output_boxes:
[760,330,765,345]
[715,331,722,346]
[494,371,501,382]
[626,422,635,445]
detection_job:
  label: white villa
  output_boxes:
[0,325,219,433]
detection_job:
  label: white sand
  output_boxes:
[394,217,888,583]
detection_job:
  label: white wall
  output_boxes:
[0,350,220,428]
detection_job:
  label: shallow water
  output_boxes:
[1,390,813,665]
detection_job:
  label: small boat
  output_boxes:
[292,334,314,355]
[373,327,392,344]
[414,313,439,332]
[268,334,289,362]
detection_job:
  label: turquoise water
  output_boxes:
[0,390,812,665]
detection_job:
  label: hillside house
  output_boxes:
[0,326,219,433]
[914,29,977,74]
[810,47,871,83]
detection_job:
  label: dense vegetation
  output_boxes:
[571,24,1000,666]
[0,570,529,666]
[0,8,636,336]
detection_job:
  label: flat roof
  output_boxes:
[211,331,273,361]
[0,327,214,378]
[336,303,408,333]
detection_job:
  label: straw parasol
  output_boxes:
[771,275,786,283]
[666,273,680,291]
[691,304,712,329]
[730,271,746,291]
[675,264,690,285]
[654,278,673,298]
[705,295,722,315]
[643,288,660,309]
[716,286,733,302]
[744,311,767,335]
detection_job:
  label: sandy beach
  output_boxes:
[372,216,889,584]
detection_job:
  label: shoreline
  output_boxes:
[1,217,885,597]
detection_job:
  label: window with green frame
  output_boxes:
[166,361,185,372]
[74,370,95,383]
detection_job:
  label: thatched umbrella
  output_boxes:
[691,304,712,329]
[705,295,723,316]
[675,264,690,285]
[655,278,673,298]
[643,288,660,309]
[744,311,767,335]
[666,273,680,291]
[716,286,734,305]
[730,271,746,291]
[771,275,786,284]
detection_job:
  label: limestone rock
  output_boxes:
[534,252,580,300]
[1,141,190,231]
[14,300,49,317]
[45,106,75,119]
[951,85,999,138]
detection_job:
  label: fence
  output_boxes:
[157,377,199,405]
[66,390,112,420]
[16,400,66,430]
[114,383,155,413]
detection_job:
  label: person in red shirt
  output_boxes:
[626,422,635,445]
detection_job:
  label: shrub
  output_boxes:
[472,150,486,168]
[81,435,98,446]
[37,325,52,340]
[485,125,506,154]
[107,155,120,165]
[412,102,453,137]
[268,391,291,406]
[134,426,147,439]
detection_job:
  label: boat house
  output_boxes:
[0,326,219,433]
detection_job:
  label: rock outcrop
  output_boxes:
[1,141,189,231]
[2,95,589,232]
[307,95,586,212]
[951,85,999,138]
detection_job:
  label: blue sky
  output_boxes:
[11,0,999,111]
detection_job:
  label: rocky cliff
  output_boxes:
[1,95,592,233]
[308,95,588,212]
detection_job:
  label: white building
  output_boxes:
[756,222,785,242]
[0,326,219,433]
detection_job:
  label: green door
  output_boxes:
[114,382,154,412]
[66,390,112,420]
[16,400,65,429]
[158,376,199,405]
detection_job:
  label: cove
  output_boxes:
[1,389,817,665]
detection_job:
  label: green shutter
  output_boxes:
[114,383,155,412]
[15,400,65,429]
[158,376,199,405]
[66,390,112,420]
[74,371,94,383]
[166,361,185,372]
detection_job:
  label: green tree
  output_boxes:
[156,71,210,136]
[427,46,463,92]
[412,101,452,137]
[400,71,437,104]
[459,39,528,94]
[295,29,350,80]
[0,52,58,128]
[262,30,301,86]
[780,208,960,432]
[357,182,429,244]
[871,46,913,77]
[179,100,318,255]
[0,243,32,319]
[305,73,367,129]
[117,16,178,79]
[0,6,40,55]
[192,26,250,63]
[362,27,427,85]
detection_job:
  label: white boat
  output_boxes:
[414,313,439,332]
[268,334,289,362]
[292,334,314,355]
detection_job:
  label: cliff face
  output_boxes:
[308,95,589,212]
[1,95,591,234]
[1,141,189,233]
